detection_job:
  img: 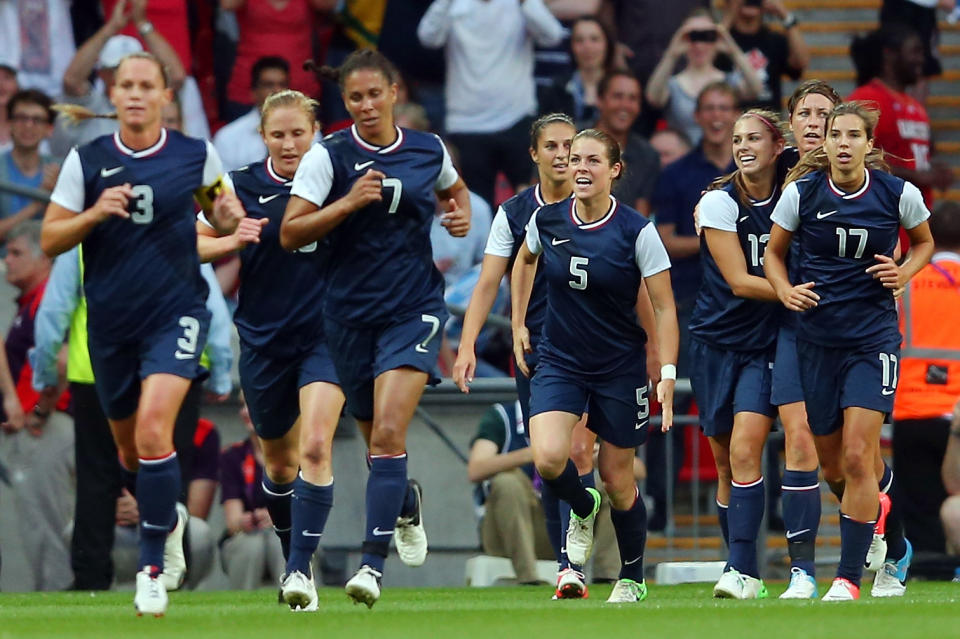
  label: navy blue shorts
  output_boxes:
[688,337,776,438]
[324,306,448,421]
[796,337,901,436]
[771,325,805,407]
[238,338,340,440]
[89,307,211,421]
[529,356,649,449]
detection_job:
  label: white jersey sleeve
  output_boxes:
[484,206,515,257]
[525,209,543,255]
[202,140,225,187]
[899,181,931,229]
[698,189,739,232]
[434,135,460,191]
[771,181,801,231]
[290,144,334,207]
[635,223,672,276]
[49,148,85,213]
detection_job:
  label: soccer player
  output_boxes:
[765,102,934,600]
[511,129,679,604]
[40,51,244,615]
[693,109,788,600]
[280,49,470,608]
[197,89,344,612]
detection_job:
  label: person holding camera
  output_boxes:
[645,8,762,146]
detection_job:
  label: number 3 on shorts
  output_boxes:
[415,314,441,354]
[175,316,200,360]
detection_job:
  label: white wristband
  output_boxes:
[661,364,677,381]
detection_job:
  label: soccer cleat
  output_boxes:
[282,570,319,611]
[605,579,648,603]
[865,492,891,571]
[565,488,601,566]
[779,567,819,599]
[713,568,768,600]
[395,479,428,567]
[134,569,168,617]
[159,503,188,591]
[871,538,912,598]
[345,565,382,608]
[554,568,589,599]
[822,577,860,601]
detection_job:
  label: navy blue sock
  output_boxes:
[288,474,334,575]
[120,463,138,497]
[610,487,647,582]
[781,469,820,577]
[558,472,595,571]
[838,513,874,586]
[727,478,765,578]
[262,476,294,561]
[543,460,594,520]
[361,454,408,573]
[879,463,907,561]
[717,500,729,548]
[401,481,418,519]
[539,480,564,567]
[136,453,181,571]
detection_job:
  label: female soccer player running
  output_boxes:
[280,50,470,608]
[512,129,679,603]
[41,52,243,616]
[765,102,934,601]
[197,90,344,611]
[692,109,789,600]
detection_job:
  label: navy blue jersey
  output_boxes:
[771,169,930,347]
[484,184,552,343]
[228,158,330,358]
[49,129,216,341]
[291,125,460,325]
[527,196,671,376]
[690,183,780,350]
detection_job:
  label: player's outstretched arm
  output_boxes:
[510,242,539,378]
[644,270,679,432]
[453,254,510,393]
[196,218,267,263]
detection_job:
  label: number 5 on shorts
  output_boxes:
[175,316,200,360]
[635,386,650,429]
[415,314,441,354]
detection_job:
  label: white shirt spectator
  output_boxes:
[213,108,265,173]
[0,0,76,98]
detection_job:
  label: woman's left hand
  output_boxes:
[211,190,246,234]
[440,198,470,238]
[866,254,905,292]
[657,378,675,433]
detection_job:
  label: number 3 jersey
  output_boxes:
[291,125,460,325]
[771,169,930,347]
[50,129,219,342]
[690,182,780,351]
[526,195,671,376]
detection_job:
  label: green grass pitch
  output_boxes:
[1,582,958,639]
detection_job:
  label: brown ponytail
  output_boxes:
[304,49,399,91]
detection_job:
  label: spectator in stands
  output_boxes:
[221,0,330,122]
[531,0,602,86]
[219,400,286,590]
[645,8,761,146]
[538,15,614,126]
[725,0,808,112]
[944,398,960,556]
[0,221,73,591]
[0,90,58,245]
[880,0,953,99]
[650,128,692,169]
[0,57,18,152]
[849,24,954,210]
[213,56,289,173]
[0,0,76,98]
[52,0,186,159]
[418,0,564,207]
[592,70,660,216]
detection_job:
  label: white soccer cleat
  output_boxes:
[565,488,601,566]
[282,570,319,611]
[605,579,648,603]
[395,479,428,567]
[871,539,912,598]
[345,565,382,609]
[779,567,819,599]
[822,577,859,601]
[159,503,188,591]
[554,568,589,599]
[134,569,168,617]
[713,569,768,599]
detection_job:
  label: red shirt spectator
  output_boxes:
[101,0,192,72]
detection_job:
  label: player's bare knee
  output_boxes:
[569,441,593,474]
[841,443,872,482]
[300,432,332,468]
[263,456,298,484]
[533,447,567,480]
[368,422,405,455]
[728,443,762,479]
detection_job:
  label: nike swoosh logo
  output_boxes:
[881,388,895,396]
[174,351,194,360]
[552,238,571,245]
[817,210,838,219]
[624,555,643,565]
[354,160,375,171]
[371,527,394,536]
[141,521,169,531]
[100,166,124,177]
[738,216,749,223]
[786,528,810,539]
[259,194,280,204]
[301,531,323,537]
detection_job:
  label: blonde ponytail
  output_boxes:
[52,103,117,125]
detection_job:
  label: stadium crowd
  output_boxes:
[1,0,959,613]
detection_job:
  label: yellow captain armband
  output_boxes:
[194,176,227,213]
